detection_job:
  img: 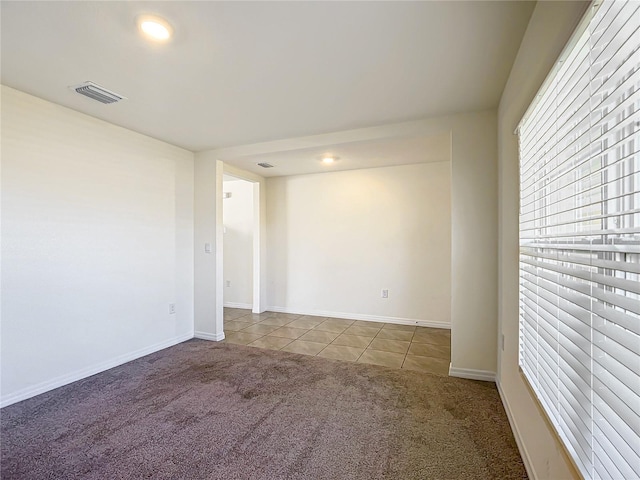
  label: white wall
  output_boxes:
[266,162,451,326]
[447,110,498,378]
[0,85,195,407]
[193,157,219,338]
[497,2,588,479]
[223,179,254,308]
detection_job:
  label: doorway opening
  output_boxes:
[215,161,265,337]
[222,174,255,311]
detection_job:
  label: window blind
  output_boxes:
[518,1,639,478]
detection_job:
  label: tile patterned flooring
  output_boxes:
[222,308,451,376]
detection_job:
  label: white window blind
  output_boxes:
[518,0,639,478]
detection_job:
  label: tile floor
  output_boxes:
[222,308,451,375]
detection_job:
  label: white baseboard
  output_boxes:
[496,380,536,480]
[0,332,193,409]
[223,302,252,309]
[194,331,226,341]
[266,306,450,330]
[448,364,496,382]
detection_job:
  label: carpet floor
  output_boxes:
[1,339,526,479]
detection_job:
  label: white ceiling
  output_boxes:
[1,1,535,153]
[219,132,451,178]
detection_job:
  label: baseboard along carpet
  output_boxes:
[1,339,526,479]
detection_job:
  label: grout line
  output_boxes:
[354,334,377,363]
[401,351,410,369]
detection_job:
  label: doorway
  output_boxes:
[222,174,254,311]
[215,162,266,336]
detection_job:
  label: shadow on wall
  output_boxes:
[266,177,288,308]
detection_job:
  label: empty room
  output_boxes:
[1,1,638,479]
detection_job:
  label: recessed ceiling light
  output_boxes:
[322,155,337,164]
[137,15,173,41]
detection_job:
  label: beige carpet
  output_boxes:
[1,339,526,479]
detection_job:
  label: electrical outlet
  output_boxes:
[169,303,176,315]
[381,289,389,298]
[225,280,231,287]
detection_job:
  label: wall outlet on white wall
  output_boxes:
[169,303,176,315]
[225,280,231,287]
[381,289,389,298]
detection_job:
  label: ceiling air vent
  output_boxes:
[71,81,126,104]
[257,162,274,169]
